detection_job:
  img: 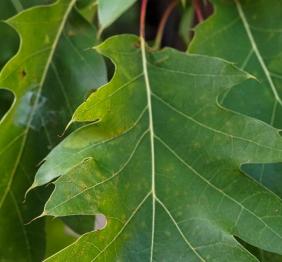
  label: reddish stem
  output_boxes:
[193,0,204,22]
[140,0,148,39]
[154,0,178,49]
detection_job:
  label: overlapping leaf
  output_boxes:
[0,0,54,69]
[33,35,282,261]
[189,0,282,128]
[98,0,137,32]
[0,0,106,260]
[189,0,282,213]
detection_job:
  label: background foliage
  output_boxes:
[1,0,282,261]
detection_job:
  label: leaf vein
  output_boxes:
[152,92,282,153]
[155,135,282,241]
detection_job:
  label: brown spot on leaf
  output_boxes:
[134,41,141,49]
[20,69,27,79]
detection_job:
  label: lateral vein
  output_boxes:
[235,0,282,105]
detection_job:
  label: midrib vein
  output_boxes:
[235,0,282,106]
[0,0,77,208]
[140,36,156,262]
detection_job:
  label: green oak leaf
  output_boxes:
[0,0,50,115]
[189,0,282,230]
[0,0,106,260]
[0,0,54,20]
[189,0,282,129]
[0,1,57,72]
[98,0,137,32]
[33,35,282,261]
[189,0,282,259]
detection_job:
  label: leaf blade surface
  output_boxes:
[33,35,282,261]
